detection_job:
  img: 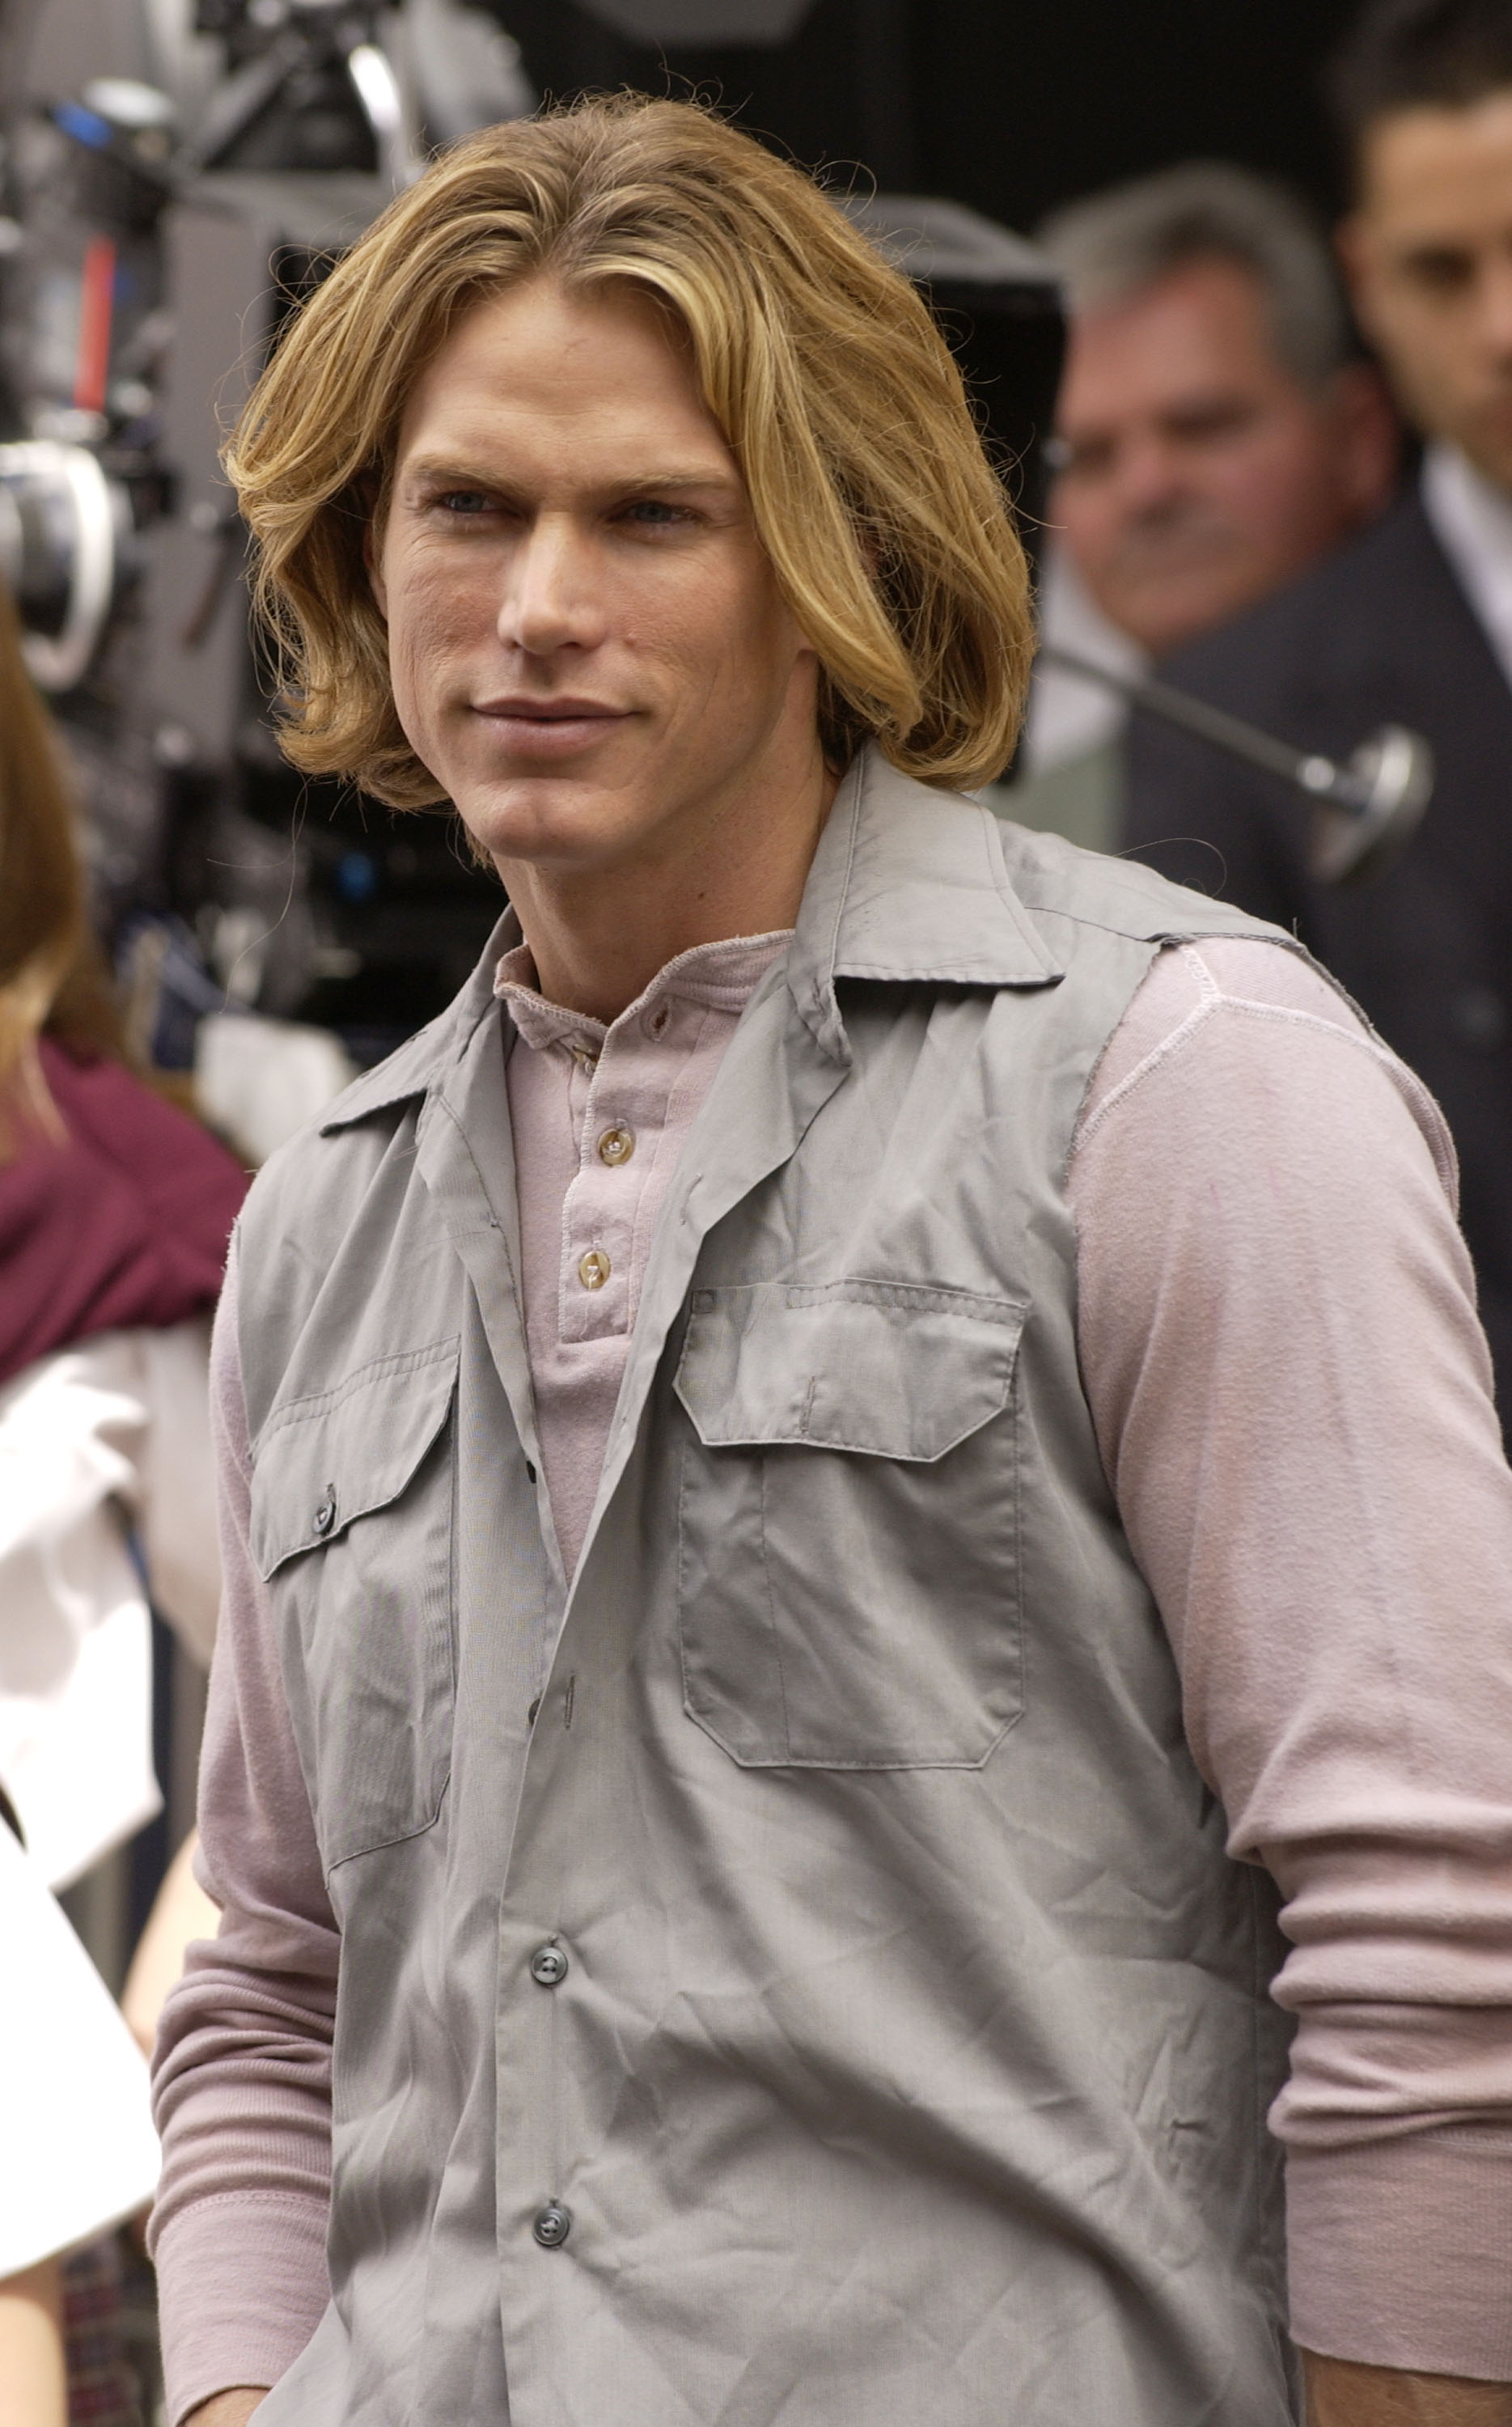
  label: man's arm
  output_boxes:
[184,2394,268,2427]
[1304,2353,1512,2425]
[150,1244,338,2427]
[0,2256,65,2427]
[1069,936,1512,2390]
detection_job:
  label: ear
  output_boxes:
[1335,214,1376,326]
[363,517,388,622]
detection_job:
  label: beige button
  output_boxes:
[597,1125,634,1167]
[578,1247,612,1290]
[569,1040,598,1069]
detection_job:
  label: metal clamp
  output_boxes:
[1037,643,1434,886]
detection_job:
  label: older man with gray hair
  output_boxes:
[1011,162,1397,849]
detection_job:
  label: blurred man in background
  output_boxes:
[1007,162,1397,850]
[1124,0,1512,1411]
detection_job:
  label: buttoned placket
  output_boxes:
[497,947,790,1364]
[554,1012,671,1346]
[488,949,853,2338]
[488,930,808,2304]
[560,1033,624,1332]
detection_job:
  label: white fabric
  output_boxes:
[1022,536,1144,774]
[1421,442,1512,695]
[194,1014,358,1170]
[0,1320,219,1889]
[0,1819,159,2276]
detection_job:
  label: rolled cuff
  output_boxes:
[153,2189,330,2427]
[1288,2132,1512,2381]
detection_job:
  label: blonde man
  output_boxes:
[150,99,1512,2427]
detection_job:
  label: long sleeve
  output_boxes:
[148,1239,337,2425]
[1069,935,1512,2379]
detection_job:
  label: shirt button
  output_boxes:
[569,1040,598,1069]
[578,1247,611,1290]
[532,2202,571,2249]
[313,1489,337,1536]
[597,1124,634,1167]
[530,1943,569,1987]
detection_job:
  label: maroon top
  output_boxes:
[0,1038,248,1387]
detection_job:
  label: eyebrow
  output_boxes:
[399,458,742,498]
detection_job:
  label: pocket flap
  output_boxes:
[675,1282,1025,1463]
[250,1337,460,1580]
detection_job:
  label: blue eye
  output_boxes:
[438,491,493,515]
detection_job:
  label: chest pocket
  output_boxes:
[250,1338,460,1872]
[674,1281,1026,1769]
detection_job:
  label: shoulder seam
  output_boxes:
[1074,977,1459,1205]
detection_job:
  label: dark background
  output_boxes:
[500,0,1366,236]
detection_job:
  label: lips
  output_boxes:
[473,697,625,722]
[471,699,632,756]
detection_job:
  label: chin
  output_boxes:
[1124,602,1226,659]
[455,777,648,874]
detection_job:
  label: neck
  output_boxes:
[496,742,841,1023]
[1445,438,1512,510]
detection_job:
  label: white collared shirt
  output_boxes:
[1421,440,1512,694]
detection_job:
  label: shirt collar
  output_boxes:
[321,743,1062,1129]
[781,743,1063,1063]
[1421,443,1512,692]
[493,930,793,1057]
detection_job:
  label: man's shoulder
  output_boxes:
[230,985,489,1416]
[241,904,508,1220]
[994,812,1293,950]
[242,1007,452,1215]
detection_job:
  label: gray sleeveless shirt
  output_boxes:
[236,749,1300,2426]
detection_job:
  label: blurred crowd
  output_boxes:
[4,0,1512,2418]
[1017,0,1512,1399]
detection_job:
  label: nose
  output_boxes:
[496,514,605,658]
[1110,430,1192,522]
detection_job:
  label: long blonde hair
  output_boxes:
[228,94,1035,803]
[0,578,122,1153]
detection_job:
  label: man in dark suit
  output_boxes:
[1126,0,1512,1407]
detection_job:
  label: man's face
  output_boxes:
[1341,90,1512,494]
[1048,256,1391,657]
[370,275,820,882]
